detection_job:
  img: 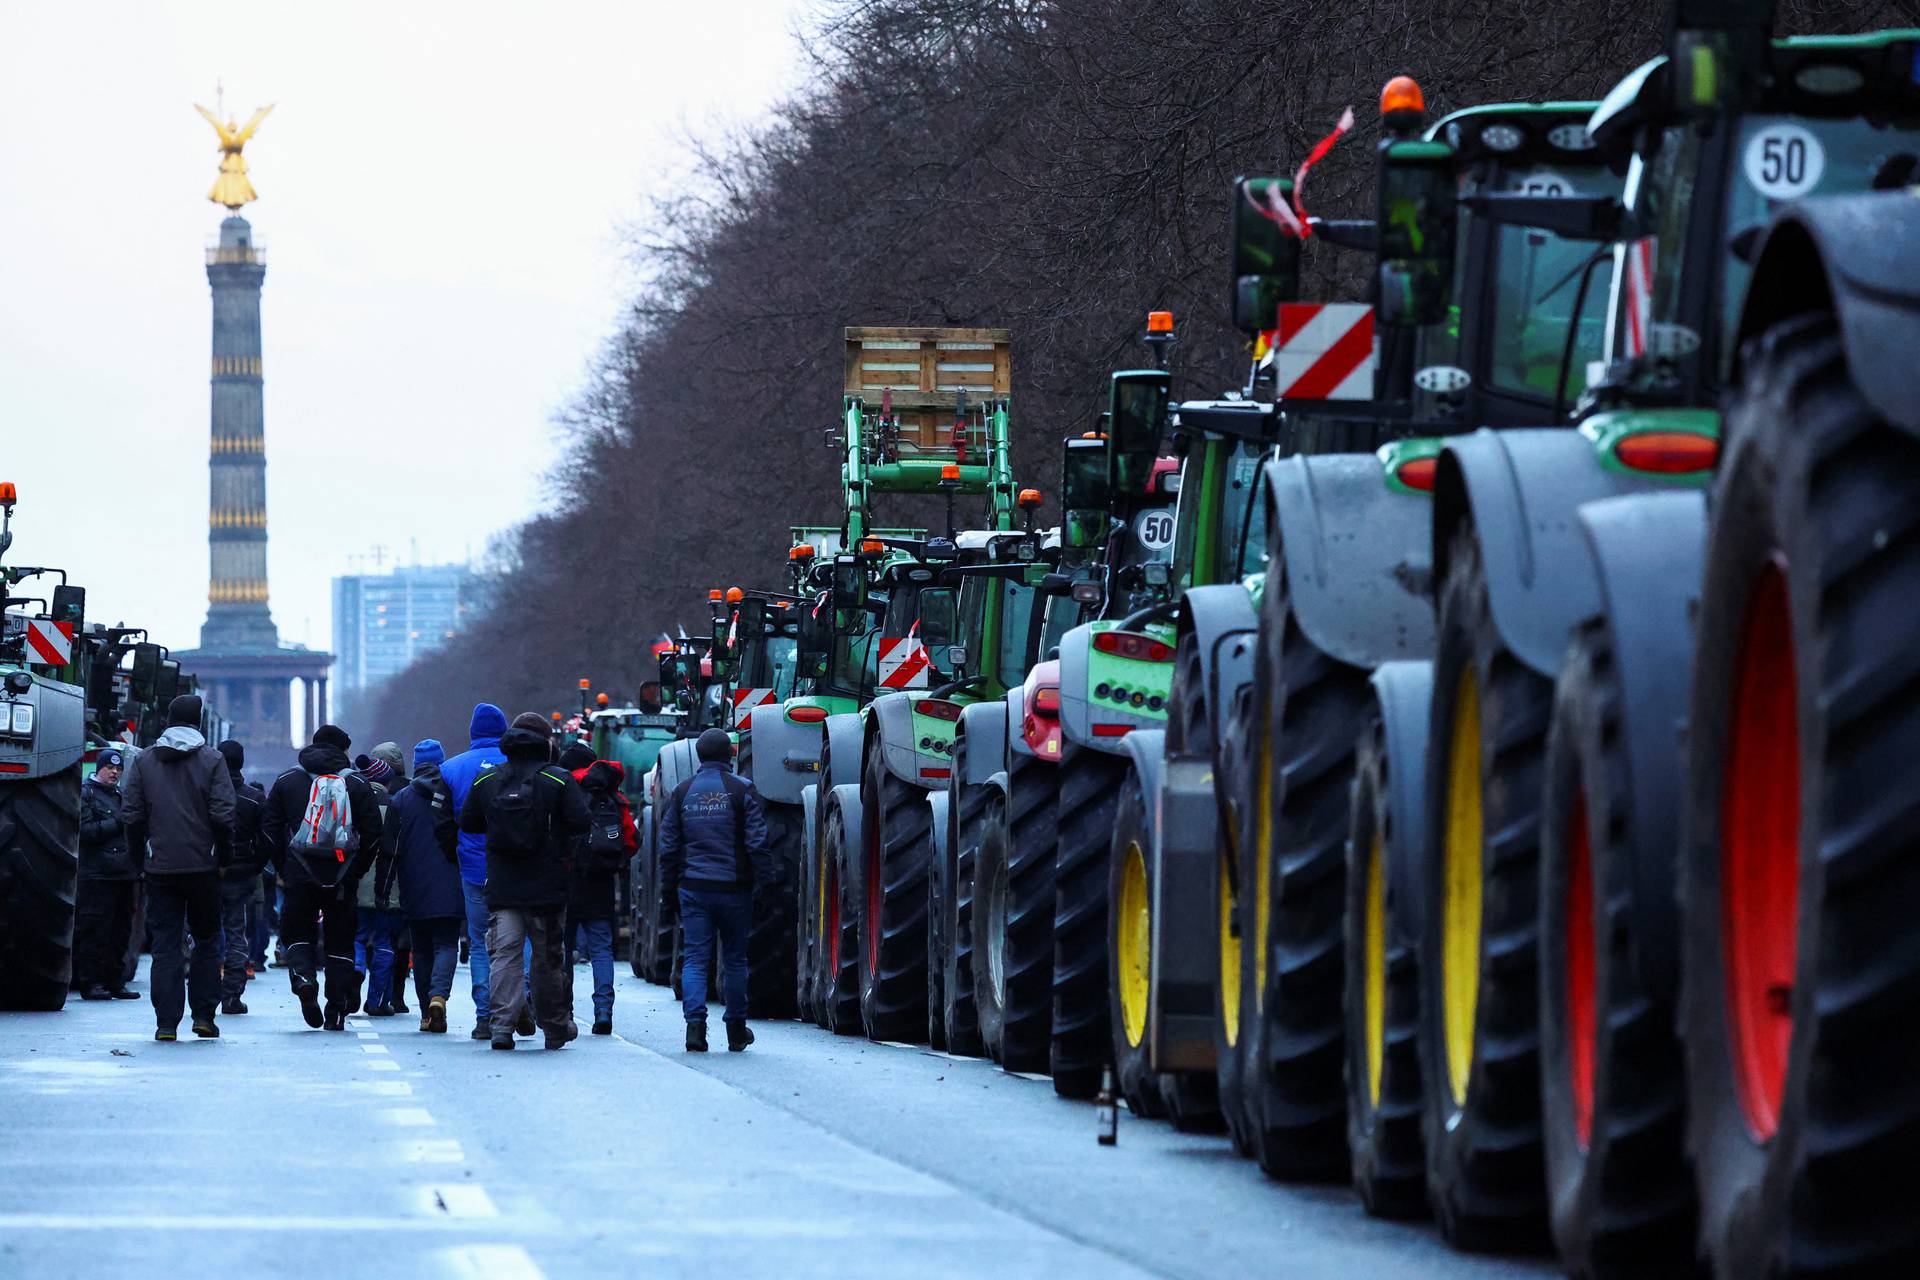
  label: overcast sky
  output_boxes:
[0,2,809,654]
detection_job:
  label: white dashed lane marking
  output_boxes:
[440,1243,546,1280]
[381,1107,436,1127]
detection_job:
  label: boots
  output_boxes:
[192,1019,220,1039]
[322,1006,347,1031]
[686,1020,708,1053]
[425,996,448,1034]
[295,983,323,1029]
[221,997,247,1015]
[515,1006,536,1037]
[726,1020,754,1052]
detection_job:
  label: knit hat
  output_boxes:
[216,739,245,776]
[312,723,352,751]
[412,738,446,770]
[370,742,406,778]
[510,711,552,735]
[359,755,395,786]
[558,741,595,771]
[695,728,733,764]
[468,702,508,742]
[167,694,203,727]
[98,748,125,770]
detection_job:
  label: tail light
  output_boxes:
[1092,630,1174,663]
[786,705,828,724]
[915,699,963,722]
[1615,430,1718,475]
[1395,456,1438,491]
[1030,686,1061,716]
[1091,724,1134,738]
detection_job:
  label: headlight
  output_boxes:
[1479,123,1524,152]
[6,702,30,737]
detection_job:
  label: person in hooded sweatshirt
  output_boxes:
[564,745,636,1036]
[438,702,510,1039]
[260,724,386,1030]
[390,738,462,1031]
[120,695,237,1042]
[215,740,268,1015]
[366,742,414,1015]
[458,712,590,1051]
[352,747,403,1016]
[75,748,141,1001]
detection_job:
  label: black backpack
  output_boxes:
[485,762,552,857]
[584,789,627,869]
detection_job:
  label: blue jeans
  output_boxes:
[355,908,397,1007]
[574,917,614,1022]
[678,888,750,1024]
[409,917,462,1003]
[462,880,492,1023]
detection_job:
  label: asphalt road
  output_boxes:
[0,959,1554,1280]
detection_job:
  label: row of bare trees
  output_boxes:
[369,0,1909,749]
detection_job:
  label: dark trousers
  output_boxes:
[219,876,255,1000]
[249,874,273,965]
[146,873,222,1028]
[280,881,361,1012]
[409,917,461,1004]
[678,887,751,1024]
[74,878,136,991]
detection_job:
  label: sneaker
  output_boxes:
[515,1007,536,1037]
[686,1020,708,1053]
[246,965,256,978]
[192,1019,220,1039]
[726,1020,754,1052]
[490,1034,515,1051]
[109,987,141,1000]
[427,997,448,1034]
[591,1020,612,1036]
[296,985,324,1029]
[366,1003,394,1018]
[221,998,248,1016]
[470,1021,492,1041]
[322,1007,347,1031]
[81,985,112,1001]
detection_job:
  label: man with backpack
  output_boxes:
[121,695,236,1041]
[566,751,637,1036]
[457,712,589,1051]
[215,740,267,1015]
[439,702,510,1039]
[658,728,774,1053]
[261,724,386,1030]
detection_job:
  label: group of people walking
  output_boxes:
[73,696,774,1055]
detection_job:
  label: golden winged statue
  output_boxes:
[195,101,275,210]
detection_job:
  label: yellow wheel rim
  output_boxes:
[1253,730,1274,1012]
[1363,832,1387,1109]
[1219,853,1240,1046]
[1442,668,1484,1107]
[1118,840,1151,1048]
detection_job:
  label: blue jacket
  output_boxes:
[389,765,462,920]
[659,761,773,894]
[439,703,508,885]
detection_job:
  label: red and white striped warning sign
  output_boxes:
[731,686,776,730]
[26,619,74,666]
[1622,236,1656,358]
[877,637,931,690]
[1274,303,1376,401]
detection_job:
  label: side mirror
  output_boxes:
[1060,438,1109,549]
[917,588,957,650]
[831,557,866,625]
[1667,0,1773,115]
[157,659,181,704]
[130,642,162,700]
[50,584,85,632]
[1108,371,1170,498]
[1467,193,1625,242]
[1231,176,1301,331]
[1376,140,1457,328]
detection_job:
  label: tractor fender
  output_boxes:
[745,701,824,806]
[1136,725,1219,1074]
[1266,453,1436,668]
[1180,583,1259,735]
[1006,684,1034,760]
[956,699,1007,787]
[927,789,949,868]
[800,782,819,872]
[867,691,925,787]
[1368,659,1434,960]
[1736,193,1920,436]
[828,781,865,867]
[653,738,700,799]
[985,769,1008,797]
[1576,491,1707,998]
[822,712,864,792]
[1433,427,1654,678]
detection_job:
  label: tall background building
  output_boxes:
[331,561,492,724]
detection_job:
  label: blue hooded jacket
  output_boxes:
[439,703,507,885]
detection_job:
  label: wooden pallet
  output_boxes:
[844,326,1011,448]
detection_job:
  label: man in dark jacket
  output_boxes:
[76,749,141,1001]
[260,724,387,1030]
[568,754,636,1036]
[352,749,402,1017]
[439,702,508,1039]
[390,738,461,1031]
[121,695,237,1041]
[458,712,590,1051]
[215,740,267,1015]
[659,728,774,1052]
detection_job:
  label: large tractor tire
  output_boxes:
[936,775,991,1056]
[1419,524,1551,1251]
[1051,744,1126,1098]
[796,813,818,1024]
[858,747,932,1042]
[0,766,81,1012]
[1238,584,1369,1180]
[820,799,862,1035]
[747,802,803,1019]
[1538,621,1694,1276]
[974,751,1054,1073]
[1343,711,1429,1220]
[1682,313,1920,1277]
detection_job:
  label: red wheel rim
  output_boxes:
[1722,560,1800,1141]
[866,806,883,976]
[1566,791,1597,1151]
